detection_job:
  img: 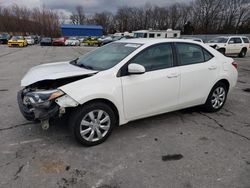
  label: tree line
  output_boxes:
[0,5,60,36]
[0,0,250,37]
[71,0,250,35]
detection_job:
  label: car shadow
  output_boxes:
[42,106,201,146]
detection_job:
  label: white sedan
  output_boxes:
[18,39,238,146]
[24,36,35,45]
[65,37,80,46]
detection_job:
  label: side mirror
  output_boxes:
[228,40,234,44]
[128,63,146,75]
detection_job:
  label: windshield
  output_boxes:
[209,37,229,43]
[112,36,122,40]
[74,42,142,71]
[11,36,22,40]
[41,38,51,42]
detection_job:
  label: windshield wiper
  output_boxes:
[70,58,79,65]
[77,64,94,70]
[70,58,94,70]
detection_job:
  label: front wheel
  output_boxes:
[69,102,116,146]
[218,48,225,55]
[202,82,228,112]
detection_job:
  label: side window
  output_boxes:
[234,38,242,44]
[157,34,161,37]
[149,33,155,38]
[203,49,213,61]
[242,37,249,43]
[130,43,173,72]
[228,38,235,44]
[176,43,205,65]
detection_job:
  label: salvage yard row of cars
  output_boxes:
[1,33,250,58]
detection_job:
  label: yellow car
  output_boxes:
[8,36,28,47]
[83,37,100,46]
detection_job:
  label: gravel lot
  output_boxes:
[0,44,250,188]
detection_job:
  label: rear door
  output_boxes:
[175,42,219,107]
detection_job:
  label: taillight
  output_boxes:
[232,61,238,69]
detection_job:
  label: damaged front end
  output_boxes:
[18,87,79,129]
[17,79,81,130]
[17,61,98,129]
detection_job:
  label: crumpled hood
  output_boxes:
[21,61,97,87]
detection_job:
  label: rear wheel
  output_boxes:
[202,82,228,112]
[239,48,247,58]
[69,102,116,146]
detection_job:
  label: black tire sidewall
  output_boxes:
[218,48,225,55]
[203,82,228,112]
[70,102,116,146]
[239,48,246,58]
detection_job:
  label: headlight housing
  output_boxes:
[24,89,64,108]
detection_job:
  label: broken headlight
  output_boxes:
[24,89,64,108]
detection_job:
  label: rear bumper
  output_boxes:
[17,90,59,121]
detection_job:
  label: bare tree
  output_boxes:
[70,5,85,25]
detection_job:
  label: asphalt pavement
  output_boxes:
[0,44,249,188]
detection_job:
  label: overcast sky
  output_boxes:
[1,0,192,14]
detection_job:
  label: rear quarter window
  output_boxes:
[242,37,250,43]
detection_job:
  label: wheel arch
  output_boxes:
[205,78,230,102]
[81,98,120,126]
[242,47,247,51]
[216,79,230,92]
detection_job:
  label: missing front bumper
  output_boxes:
[17,90,60,121]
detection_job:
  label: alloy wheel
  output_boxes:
[211,87,226,109]
[80,110,111,142]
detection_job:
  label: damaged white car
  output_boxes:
[18,39,238,146]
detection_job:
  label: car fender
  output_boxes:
[59,71,127,125]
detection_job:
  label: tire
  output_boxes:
[202,82,228,112]
[239,48,247,58]
[218,48,225,55]
[69,102,116,146]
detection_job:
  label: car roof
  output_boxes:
[116,38,201,45]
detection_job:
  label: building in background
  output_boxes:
[133,29,181,39]
[61,24,103,37]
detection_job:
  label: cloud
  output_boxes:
[1,0,191,15]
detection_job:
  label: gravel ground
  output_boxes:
[0,44,249,188]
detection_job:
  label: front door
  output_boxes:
[121,43,180,120]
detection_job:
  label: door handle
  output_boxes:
[208,65,217,70]
[167,73,179,78]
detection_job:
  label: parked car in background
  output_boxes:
[8,36,27,47]
[98,35,131,46]
[24,36,35,45]
[183,37,204,43]
[29,35,40,44]
[65,37,80,46]
[0,33,11,44]
[40,37,53,46]
[52,37,66,46]
[18,39,238,146]
[83,37,99,46]
[207,36,250,57]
